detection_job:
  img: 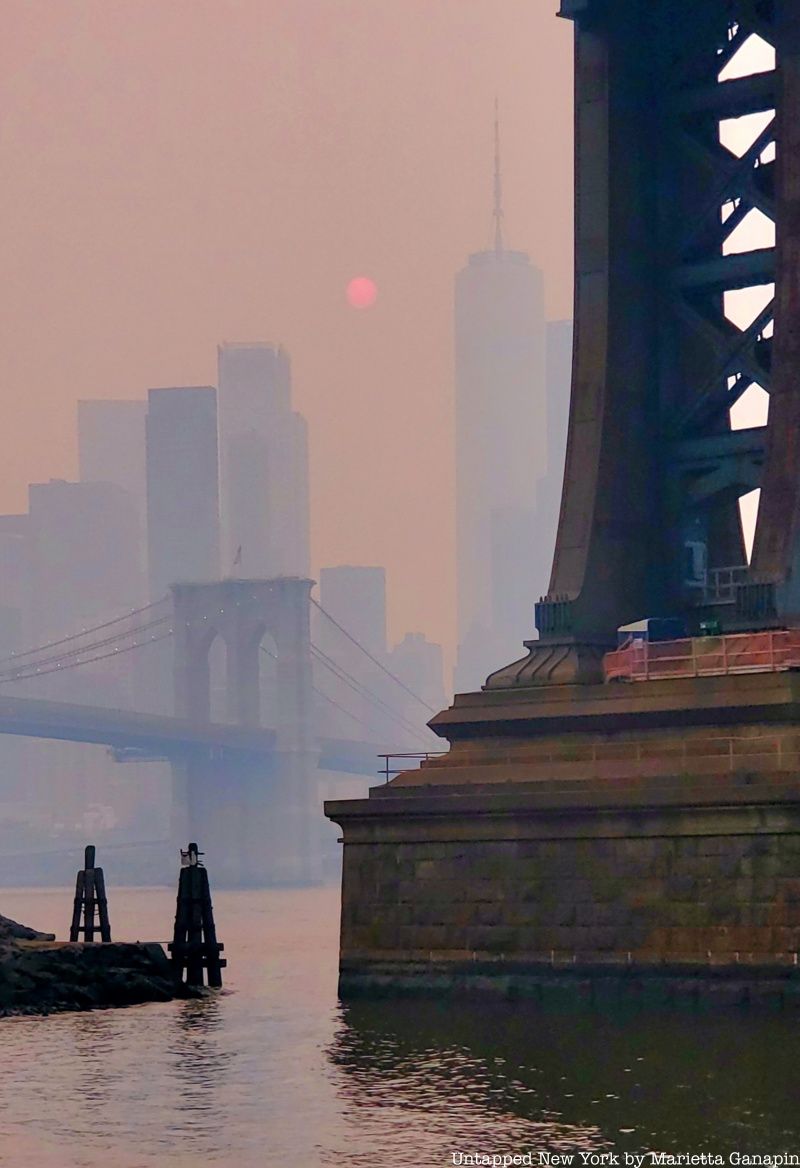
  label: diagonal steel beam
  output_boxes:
[677,118,776,255]
[671,298,774,435]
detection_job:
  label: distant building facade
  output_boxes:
[388,632,446,732]
[78,398,148,599]
[146,387,220,600]
[27,479,143,646]
[453,241,548,693]
[217,343,310,578]
[315,566,388,739]
[77,400,147,513]
[314,565,443,749]
[318,565,387,659]
[0,514,29,657]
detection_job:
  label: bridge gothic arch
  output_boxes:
[171,578,314,749]
[257,629,279,731]
[169,577,319,884]
[207,631,228,724]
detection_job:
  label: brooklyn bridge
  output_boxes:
[0,577,433,885]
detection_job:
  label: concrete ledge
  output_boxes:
[430,672,800,740]
[326,775,800,844]
[333,770,800,810]
[338,955,800,1004]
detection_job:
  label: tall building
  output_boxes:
[27,479,143,647]
[217,343,310,578]
[0,496,142,828]
[314,566,442,749]
[78,399,148,599]
[388,632,446,737]
[146,387,220,600]
[318,565,387,659]
[315,565,395,743]
[454,116,548,693]
[0,514,29,657]
[77,400,147,512]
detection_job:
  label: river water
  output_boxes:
[0,885,799,1167]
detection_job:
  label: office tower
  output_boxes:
[24,478,144,719]
[217,343,310,578]
[78,400,147,511]
[27,479,143,647]
[319,565,387,658]
[78,399,148,599]
[454,117,547,693]
[0,515,29,657]
[315,566,391,741]
[146,387,220,600]
[388,632,446,739]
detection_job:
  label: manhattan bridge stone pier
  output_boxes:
[327,0,800,996]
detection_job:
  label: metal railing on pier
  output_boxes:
[377,751,447,783]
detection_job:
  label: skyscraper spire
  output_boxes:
[493,97,504,255]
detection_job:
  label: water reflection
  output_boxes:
[329,996,800,1155]
[167,994,235,1148]
[0,887,799,1167]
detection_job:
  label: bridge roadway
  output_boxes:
[0,694,381,777]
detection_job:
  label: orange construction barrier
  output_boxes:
[603,629,800,683]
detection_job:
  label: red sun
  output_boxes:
[346,276,378,309]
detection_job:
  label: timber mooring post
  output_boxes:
[69,844,112,943]
[168,842,225,988]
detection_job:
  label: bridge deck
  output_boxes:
[0,694,381,775]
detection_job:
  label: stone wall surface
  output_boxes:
[401,723,800,785]
[338,818,800,964]
[326,675,800,995]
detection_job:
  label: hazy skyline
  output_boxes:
[0,2,574,663]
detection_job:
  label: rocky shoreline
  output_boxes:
[0,913,199,1016]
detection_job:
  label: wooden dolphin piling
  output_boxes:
[69,844,111,943]
[168,842,225,988]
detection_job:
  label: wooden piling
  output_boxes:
[69,844,111,943]
[168,842,225,987]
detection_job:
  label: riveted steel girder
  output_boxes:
[538,0,799,642]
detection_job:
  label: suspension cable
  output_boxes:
[0,630,173,683]
[313,682,377,736]
[0,615,172,679]
[310,643,431,746]
[0,596,171,667]
[260,641,430,746]
[311,597,437,714]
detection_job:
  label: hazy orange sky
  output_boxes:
[0,1,574,664]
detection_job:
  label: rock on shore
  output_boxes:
[0,912,55,943]
[0,913,197,1016]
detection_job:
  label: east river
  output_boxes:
[0,885,799,1167]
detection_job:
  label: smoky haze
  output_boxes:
[0,0,575,662]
